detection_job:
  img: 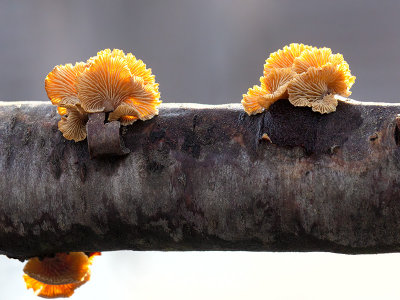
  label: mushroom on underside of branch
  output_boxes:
[23,252,100,298]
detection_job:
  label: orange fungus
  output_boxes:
[23,252,100,298]
[45,49,161,142]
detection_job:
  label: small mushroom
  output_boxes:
[292,47,333,73]
[23,252,90,285]
[242,68,296,115]
[23,252,100,298]
[122,82,161,120]
[45,62,86,109]
[292,47,355,87]
[23,271,90,298]
[57,103,88,142]
[125,52,156,86]
[287,63,351,114]
[242,44,355,115]
[45,48,161,142]
[75,49,160,115]
[241,85,266,115]
[264,43,314,76]
[108,102,140,125]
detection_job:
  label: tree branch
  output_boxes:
[1,100,400,260]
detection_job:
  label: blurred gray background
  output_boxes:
[1,1,400,299]
[0,0,399,104]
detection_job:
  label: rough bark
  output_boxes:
[1,100,400,260]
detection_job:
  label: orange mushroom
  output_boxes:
[242,68,296,115]
[287,63,351,114]
[75,49,161,117]
[23,252,100,298]
[263,43,314,76]
[23,273,90,298]
[45,48,161,142]
[242,43,355,115]
[23,252,91,298]
[45,62,86,110]
[57,104,88,142]
[292,47,356,87]
[108,102,140,125]
[292,47,333,73]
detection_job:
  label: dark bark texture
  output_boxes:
[1,100,400,260]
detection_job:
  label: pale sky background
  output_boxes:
[1,0,400,299]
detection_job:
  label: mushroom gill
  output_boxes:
[23,252,100,298]
[23,273,90,298]
[242,43,356,115]
[75,49,160,115]
[292,47,333,73]
[57,104,88,142]
[45,62,86,108]
[45,48,162,142]
[242,68,296,115]
[23,252,90,286]
[263,43,314,76]
[292,47,356,87]
[123,80,161,121]
[287,63,351,114]
[125,52,156,86]
[108,102,140,125]
[23,252,90,298]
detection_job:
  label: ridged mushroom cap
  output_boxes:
[23,252,90,285]
[288,63,351,114]
[108,102,140,125]
[292,47,333,73]
[264,43,314,76]
[57,103,88,142]
[292,47,356,87]
[242,68,296,115]
[241,85,266,115]
[125,52,156,86]
[122,81,161,120]
[45,62,86,107]
[23,271,90,298]
[76,49,160,115]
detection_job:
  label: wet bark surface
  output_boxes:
[1,100,400,260]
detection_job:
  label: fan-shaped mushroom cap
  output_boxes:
[123,81,161,120]
[241,85,266,115]
[260,67,297,100]
[292,47,333,73]
[125,53,156,86]
[23,252,90,285]
[242,68,296,115]
[264,43,314,76]
[288,63,351,114]
[57,104,88,142]
[88,49,156,85]
[23,271,90,298]
[75,50,160,115]
[292,48,356,87]
[108,102,140,125]
[87,49,125,65]
[45,62,86,106]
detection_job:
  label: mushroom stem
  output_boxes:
[86,112,130,158]
[2,100,400,258]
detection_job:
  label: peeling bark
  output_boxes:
[1,100,400,260]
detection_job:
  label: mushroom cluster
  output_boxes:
[241,43,355,114]
[45,49,161,142]
[23,252,100,298]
